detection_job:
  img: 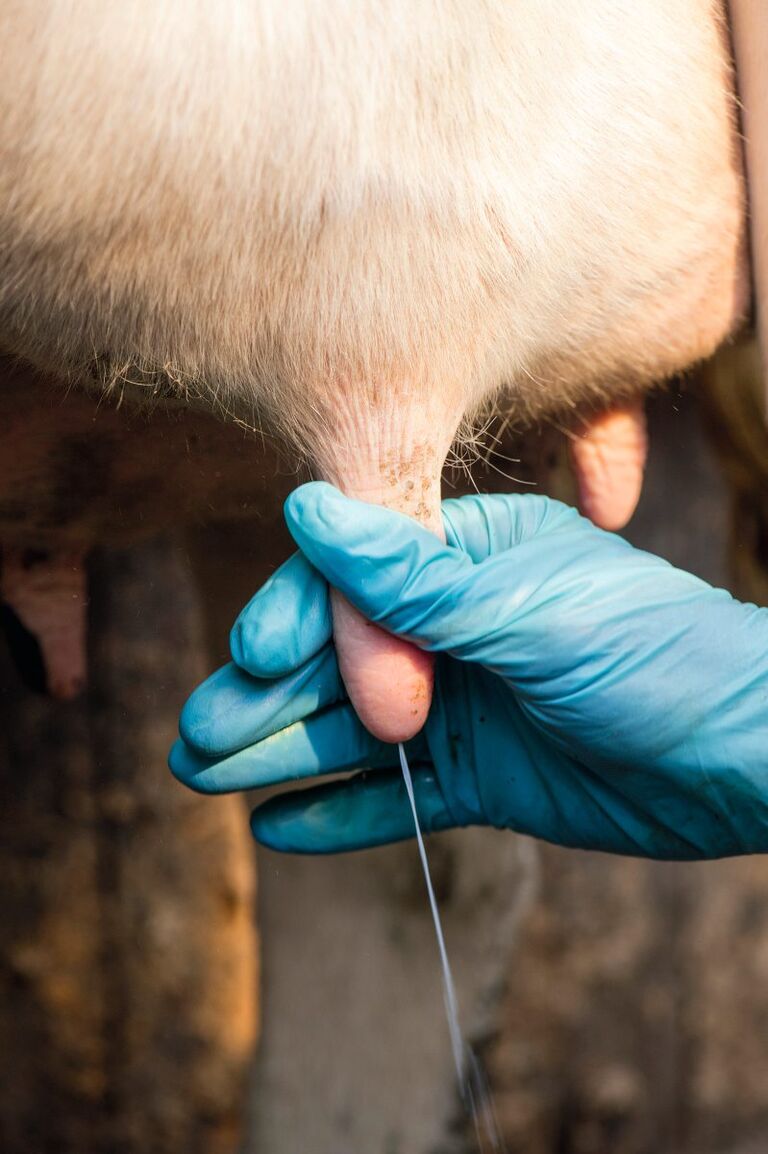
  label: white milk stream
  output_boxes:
[397,742,506,1152]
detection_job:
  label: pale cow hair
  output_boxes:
[0,0,747,474]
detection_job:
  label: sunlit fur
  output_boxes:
[0,0,747,475]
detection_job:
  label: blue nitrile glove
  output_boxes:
[170,483,768,859]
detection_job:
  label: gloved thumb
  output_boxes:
[284,482,479,653]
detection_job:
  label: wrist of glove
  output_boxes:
[170,484,768,859]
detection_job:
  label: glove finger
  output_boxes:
[230,551,332,677]
[179,645,343,758]
[441,491,580,560]
[282,483,543,660]
[284,481,474,636]
[284,483,639,671]
[171,702,394,794]
[250,765,459,853]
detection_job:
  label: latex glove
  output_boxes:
[170,484,768,858]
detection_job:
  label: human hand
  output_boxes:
[170,484,768,858]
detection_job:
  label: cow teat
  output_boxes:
[314,408,456,744]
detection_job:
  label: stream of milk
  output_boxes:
[397,742,506,1152]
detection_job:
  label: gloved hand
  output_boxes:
[170,483,768,859]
